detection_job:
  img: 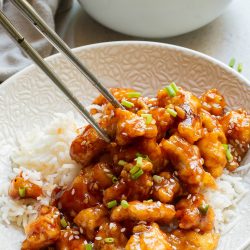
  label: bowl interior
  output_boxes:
[0,41,250,249]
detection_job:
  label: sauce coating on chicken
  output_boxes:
[14,86,249,250]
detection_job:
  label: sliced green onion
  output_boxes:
[153,175,164,184]
[127,92,141,98]
[85,244,93,250]
[229,57,236,68]
[112,176,118,183]
[136,156,143,167]
[18,187,26,198]
[121,99,134,108]
[121,200,129,208]
[60,217,68,228]
[104,237,115,243]
[118,160,127,166]
[166,108,177,117]
[141,114,153,125]
[130,165,140,175]
[165,85,176,97]
[198,204,209,215]
[237,63,243,73]
[107,200,117,209]
[135,153,150,161]
[131,169,144,180]
[222,144,233,161]
[170,82,179,93]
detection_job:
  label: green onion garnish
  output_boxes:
[112,176,118,183]
[130,165,140,175]
[135,156,143,167]
[229,57,236,68]
[18,187,26,198]
[127,92,141,98]
[121,200,129,208]
[60,217,68,228]
[121,99,134,108]
[135,153,150,161]
[198,204,209,215]
[170,82,179,93]
[107,200,117,209]
[104,237,115,243]
[153,175,164,184]
[85,244,93,250]
[222,144,233,161]
[237,63,243,73]
[118,160,127,166]
[165,85,176,97]
[141,114,153,125]
[166,108,177,117]
[131,169,144,180]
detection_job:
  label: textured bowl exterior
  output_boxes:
[78,0,233,38]
[0,41,249,249]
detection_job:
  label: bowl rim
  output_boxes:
[1,40,250,90]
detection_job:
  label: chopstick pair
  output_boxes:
[0,0,124,143]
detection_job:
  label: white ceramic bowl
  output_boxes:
[0,41,250,249]
[78,0,233,38]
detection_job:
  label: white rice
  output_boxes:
[0,112,83,227]
[204,171,248,234]
[0,111,248,235]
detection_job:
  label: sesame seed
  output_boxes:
[80,227,83,234]
[157,201,161,206]
[192,196,196,202]
[235,139,240,144]
[109,223,115,229]
[73,231,79,235]
[95,237,102,241]
[69,235,74,241]
[84,240,88,244]
[71,189,75,195]
[64,232,68,238]
[74,235,80,239]
[138,221,147,225]
[103,168,110,173]
[121,228,126,232]
[187,194,191,199]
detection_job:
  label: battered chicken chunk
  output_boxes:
[115,109,157,145]
[176,194,214,232]
[220,109,250,170]
[197,132,227,177]
[125,223,172,250]
[94,222,128,250]
[200,89,226,116]
[70,125,108,166]
[9,175,42,200]
[161,134,205,191]
[111,201,175,224]
[103,160,153,203]
[167,229,219,250]
[56,167,103,217]
[55,228,86,250]
[152,172,181,203]
[22,206,60,250]
[74,205,109,240]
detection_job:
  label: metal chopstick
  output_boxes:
[0,10,110,143]
[9,0,124,110]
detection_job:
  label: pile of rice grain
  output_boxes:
[0,112,83,227]
[0,112,248,234]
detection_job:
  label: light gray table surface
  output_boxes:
[56,0,250,81]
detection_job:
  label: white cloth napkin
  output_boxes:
[0,0,72,82]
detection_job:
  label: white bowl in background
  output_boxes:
[78,0,233,38]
